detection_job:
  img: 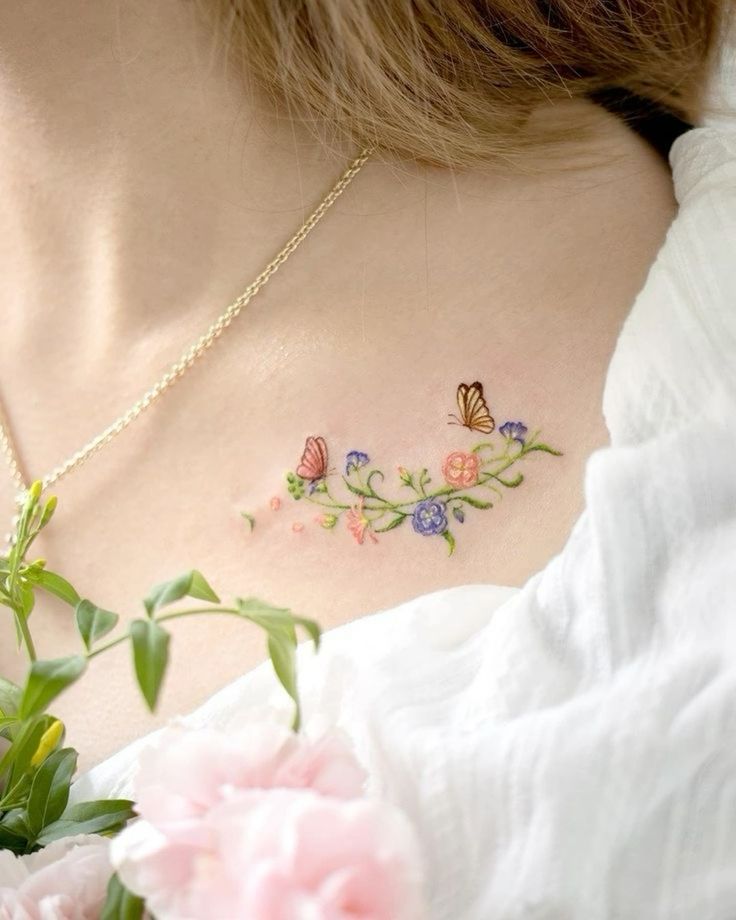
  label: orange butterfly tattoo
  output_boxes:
[448,381,495,434]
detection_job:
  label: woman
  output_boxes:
[3,1,736,914]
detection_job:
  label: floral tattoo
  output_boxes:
[244,382,563,556]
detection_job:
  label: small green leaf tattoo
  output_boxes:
[276,383,562,555]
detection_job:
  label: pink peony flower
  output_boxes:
[0,834,112,919]
[113,790,424,920]
[441,450,480,488]
[131,722,366,843]
[110,723,425,920]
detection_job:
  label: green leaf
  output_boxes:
[453,494,494,510]
[0,676,21,717]
[240,511,256,532]
[0,772,31,811]
[494,472,524,488]
[19,582,35,618]
[235,598,320,648]
[130,619,170,711]
[0,715,52,784]
[29,569,81,607]
[291,616,321,651]
[373,514,407,533]
[0,715,18,736]
[101,873,145,920]
[25,747,77,837]
[267,633,300,731]
[36,799,136,846]
[442,530,456,556]
[18,657,87,720]
[524,442,563,456]
[0,809,30,852]
[143,570,220,617]
[342,478,371,498]
[236,597,297,636]
[75,600,119,651]
[235,598,320,729]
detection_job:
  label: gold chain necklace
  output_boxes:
[0,147,373,534]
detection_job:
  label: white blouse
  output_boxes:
[72,29,736,920]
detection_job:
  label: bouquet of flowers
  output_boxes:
[0,484,425,919]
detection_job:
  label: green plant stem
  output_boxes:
[303,434,555,522]
[5,503,39,663]
[305,495,351,512]
[86,607,243,660]
[12,612,37,663]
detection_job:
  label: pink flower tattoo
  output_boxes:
[441,450,481,488]
[345,497,378,545]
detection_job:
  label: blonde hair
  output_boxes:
[205,0,730,168]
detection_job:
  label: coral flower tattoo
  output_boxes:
[346,497,379,545]
[271,381,563,556]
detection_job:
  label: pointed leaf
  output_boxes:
[267,633,300,731]
[373,514,406,533]
[36,799,136,845]
[143,570,219,617]
[19,582,35,618]
[75,600,119,651]
[19,657,87,720]
[342,478,371,498]
[236,598,297,640]
[453,494,494,509]
[0,676,21,717]
[130,619,170,711]
[442,530,456,556]
[494,472,524,488]
[0,715,52,785]
[525,442,563,456]
[26,747,77,837]
[291,616,321,650]
[30,570,81,607]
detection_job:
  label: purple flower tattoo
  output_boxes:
[345,450,370,474]
[267,381,562,557]
[499,421,528,444]
[412,499,448,536]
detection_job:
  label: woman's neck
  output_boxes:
[0,0,349,350]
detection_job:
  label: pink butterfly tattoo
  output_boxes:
[296,435,329,482]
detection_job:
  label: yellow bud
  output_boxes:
[30,719,64,767]
[38,496,57,528]
[28,481,43,502]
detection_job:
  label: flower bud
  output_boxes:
[397,466,413,486]
[30,719,65,767]
[38,496,58,528]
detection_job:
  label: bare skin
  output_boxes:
[0,0,677,769]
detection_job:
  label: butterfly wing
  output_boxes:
[457,381,495,433]
[296,435,328,480]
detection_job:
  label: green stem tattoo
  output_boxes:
[279,424,562,555]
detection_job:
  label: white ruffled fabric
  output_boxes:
[72,30,736,920]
